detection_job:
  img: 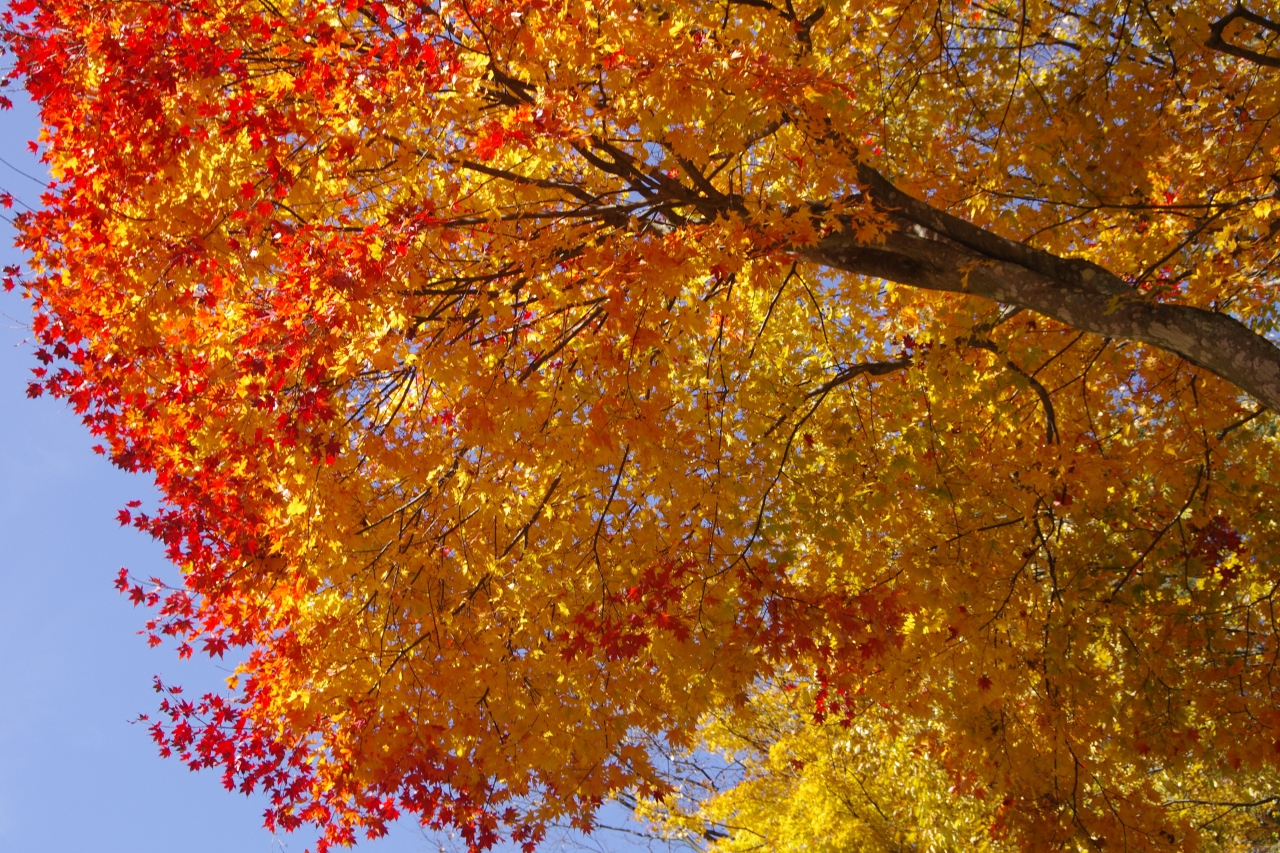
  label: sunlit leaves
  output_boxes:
[5,0,1280,850]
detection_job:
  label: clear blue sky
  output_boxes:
[0,79,652,853]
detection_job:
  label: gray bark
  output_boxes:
[799,165,1280,411]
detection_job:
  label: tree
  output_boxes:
[3,0,1280,849]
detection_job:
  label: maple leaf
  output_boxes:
[7,0,1280,850]
[473,128,507,163]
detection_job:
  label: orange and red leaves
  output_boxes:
[1188,514,1246,583]
[7,0,1280,850]
[472,123,533,163]
[558,558,699,662]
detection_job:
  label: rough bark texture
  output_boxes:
[800,166,1280,411]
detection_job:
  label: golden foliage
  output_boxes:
[4,0,1280,849]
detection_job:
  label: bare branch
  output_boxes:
[1207,4,1280,68]
[803,165,1280,412]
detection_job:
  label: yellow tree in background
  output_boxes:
[4,0,1280,850]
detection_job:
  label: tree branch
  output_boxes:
[1207,4,1280,69]
[800,165,1280,411]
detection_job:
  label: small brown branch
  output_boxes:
[1207,5,1280,68]
[761,357,911,439]
[966,337,1059,444]
[517,301,607,382]
[802,357,914,400]
[1217,406,1268,440]
[450,572,494,616]
[1108,466,1205,601]
[500,472,564,558]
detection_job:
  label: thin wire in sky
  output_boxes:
[0,154,45,186]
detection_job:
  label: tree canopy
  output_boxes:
[4,0,1280,850]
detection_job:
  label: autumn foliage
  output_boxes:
[4,0,1280,850]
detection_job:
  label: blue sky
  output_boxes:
[0,78,652,853]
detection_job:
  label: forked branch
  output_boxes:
[1207,4,1280,68]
